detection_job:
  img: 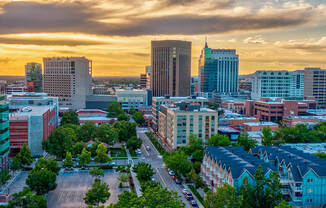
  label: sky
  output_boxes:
[0,0,326,77]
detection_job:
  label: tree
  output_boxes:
[265,171,282,208]
[77,121,97,142]
[0,168,11,185]
[117,113,130,121]
[90,167,104,179]
[42,126,75,158]
[34,158,60,175]
[61,111,79,126]
[16,143,33,166]
[133,162,154,182]
[107,191,142,208]
[84,179,111,206]
[96,124,119,145]
[88,141,101,157]
[188,168,202,188]
[107,102,124,118]
[185,135,204,162]
[315,152,326,160]
[78,148,91,167]
[133,112,145,125]
[71,142,86,157]
[118,174,130,187]
[63,152,74,168]
[237,131,257,151]
[8,187,47,208]
[262,127,273,146]
[204,184,241,208]
[164,151,192,176]
[94,143,112,164]
[10,157,21,171]
[126,136,142,150]
[113,121,137,142]
[208,134,231,146]
[240,177,254,208]
[274,200,291,208]
[26,168,57,195]
[253,165,266,208]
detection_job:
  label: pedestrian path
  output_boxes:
[126,149,142,196]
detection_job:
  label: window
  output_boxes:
[307,178,313,183]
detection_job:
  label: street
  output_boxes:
[137,127,194,208]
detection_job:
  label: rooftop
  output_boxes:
[224,117,258,121]
[9,105,55,117]
[243,121,278,127]
[218,126,240,133]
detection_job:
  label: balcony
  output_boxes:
[0,141,10,152]
[0,131,9,141]
[0,120,9,130]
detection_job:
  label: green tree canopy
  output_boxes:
[107,191,142,208]
[42,126,75,158]
[208,134,231,146]
[117,113,130,121]
[274,200,292,208]
[204,184,241,208]
[107,102,124,118]
[126,136,142,150]
[16,143,33,166]
[84,179,111,206]
[113,121,137,142]
[96,124,119,145]
[71,142,86,157]
[26,168,57,195]
[237,131,257,151]
[133,162,154,182]
[77,121,97,142]
[94,143,112,164]
[164,150,192,176]
[34,158,60,175]
[262,127,273,146]
[63,152,74,168]
[78,148,91,167]
[10,157,21,171]
[133,111,145,125]
[61,111,79,126]
[8,187,47,208]
[315,152,326,160]
[90,167,104,179]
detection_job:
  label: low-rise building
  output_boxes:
[116,89,152,110]
[6,85,26,94]
[77,109,116,125]
[152,95,208,131]
[283,143,326,154]
[221,117,259,128]
[217,126,240,142]
[221,100,245,114]
[85,95,117,111]
[282,116,326,127]
[158,102,218,150]
[9,105,57,156]
[242,121,279,131]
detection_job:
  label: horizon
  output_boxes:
[0,0,325,76]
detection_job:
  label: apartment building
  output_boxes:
[304,67,326,108]
[0,95,9,169]
[43,57,92,110]
[158,102,218,150]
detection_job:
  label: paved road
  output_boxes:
[137,127,193,208]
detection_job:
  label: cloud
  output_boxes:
[243,35,267,44]
[275,37,326,52]
[0,1,320,36]
[0,57,10,63]
[0,37,110,46]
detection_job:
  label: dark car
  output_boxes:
[175,178,181,184]
[186,193,193,201]
[191,200,198,207]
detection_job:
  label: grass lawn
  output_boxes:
[110,148,127,158]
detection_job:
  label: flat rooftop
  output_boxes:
[10,105,55,117]
[243,121,278,126]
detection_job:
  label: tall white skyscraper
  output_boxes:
[198,42,239,97]
[43,57,92,110]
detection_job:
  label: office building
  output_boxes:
[158,102,218,150]
[0,95,9,169]
[6,85,26,94]
[86,95,117,111]
[116,89,152,110]
[43,57,92,110]
[201,146,326,207]
[198,43,239,97]
[251,70,304,100]
[304,68,326,108]
[151,40,191,96]
[9,105,57,156]
[25,62,42,92]
[152,96,208,131]
[140,66,151,89]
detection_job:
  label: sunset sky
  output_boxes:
[0,0,326,77]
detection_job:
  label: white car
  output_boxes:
[182,188,188,195]
[168,170,175,176]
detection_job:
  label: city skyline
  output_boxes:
[0,0,326,76]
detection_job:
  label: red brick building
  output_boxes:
[242,121,279,131]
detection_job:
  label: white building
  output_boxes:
[43,57,92,110]
[116,89,152,110]
[251,70,304,100]
[158,102,218,150]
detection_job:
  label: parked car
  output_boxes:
[146,145,150,151]
[171,175,176,180]
[175,178,181,184]
[191,200,198,207]
[182,188,188,195]
[186,193,193,201]
[168,170,175,176]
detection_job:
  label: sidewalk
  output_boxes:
[0,170,22,194]
[126,149,142,196]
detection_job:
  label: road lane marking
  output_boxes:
[156,167,168,187]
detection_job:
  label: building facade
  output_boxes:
[85,95,117,111]
[158,102,218,150]
[152,96,208,131]
[198,43,239,97]
[6,85,26,94]
[25,62,42,92]
[304,67,326,108]
[251,70,304,100]
[151,40,191,96]
[43,57,92,110]
[0,95,9,170]
[116,89,152,110]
